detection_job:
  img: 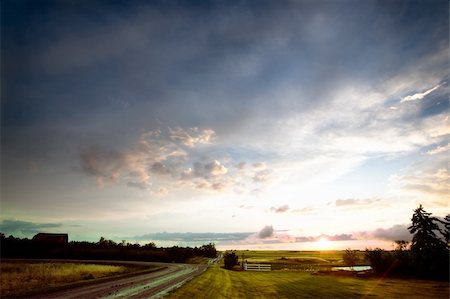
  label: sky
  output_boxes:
[1,0,449,250]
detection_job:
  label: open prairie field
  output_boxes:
[168,263,449,299]
[234,250,367,271]
[0,261,152,298]
[168,251,449,299]
[235,250,366,264]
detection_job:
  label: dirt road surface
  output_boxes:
[30,260,207,299]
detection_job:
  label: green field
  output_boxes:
[0,261,158,298]
[168,251,449,299]
[235,250,345,261]
[235,250,365,263]
[234,250,367,271]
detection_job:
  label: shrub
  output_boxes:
[342,249,359,269]
[223,251,238,270]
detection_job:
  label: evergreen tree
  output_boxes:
[408,205,448,279]
[440,214,450,245]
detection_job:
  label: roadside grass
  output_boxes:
[0,261,160,298]
[168,263,449,299]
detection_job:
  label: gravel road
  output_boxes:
[28,260,207,299]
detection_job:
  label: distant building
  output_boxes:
[32,233,68,246]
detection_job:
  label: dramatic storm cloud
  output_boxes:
[1,0,448,248]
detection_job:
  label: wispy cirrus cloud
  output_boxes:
[401,83,443,103]
[335,198,381,207]
[134,231,252,243]
[291,207,316,215]
[427,142,450,155]
[391,168,450,207]
[388,136,450,208]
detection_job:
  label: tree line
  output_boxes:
[0,234,217,263]
[362,205,448,280]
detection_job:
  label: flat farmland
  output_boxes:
[235,250,367,271]
[168,264,449,298]
[168,251,449,299]
[236,250,365,264]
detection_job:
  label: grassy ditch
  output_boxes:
[0,261,163,298]
[168,259,449,298]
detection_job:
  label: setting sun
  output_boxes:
[315,237,332,250]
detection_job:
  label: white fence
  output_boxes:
[243,263,271,271]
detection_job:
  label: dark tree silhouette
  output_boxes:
[199,243,217,258]
[394,240,409,251]
[0,234,216,263]
[439,214,450,244]
[408,204,448,279]
[366,206,448,279]
[409,205,446,252]
[342,249,359,269]
[365,248,395,275]
[223,251,238,270]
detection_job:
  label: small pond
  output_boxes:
[332,265,372,271]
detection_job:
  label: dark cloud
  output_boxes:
[4,0,446,135]
[0,219,62,236]
[295,236,315,242]
[258,225,274,239]
[3,0,447,166]
[151,162,171,176]
[372,225,411,241]
[80,147,126,186]
[356,224,412,242]
[293,234,354,242]
[328,234,355,241]
[192,160,228,178]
